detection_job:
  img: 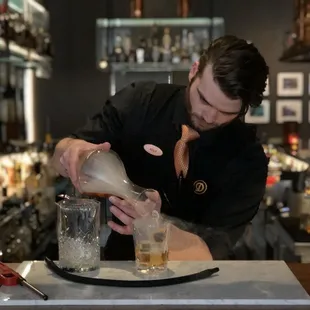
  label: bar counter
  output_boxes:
[1,260,310,309]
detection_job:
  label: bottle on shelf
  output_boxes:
[171,35,182,64]
[130,0,143,18]
[104,22,216,68]
[122,35,132,62]
[136,37,146,64]
[177,0,190,18]
[151,38,160,63]
[162,27,172,63]
[110,35,126,63]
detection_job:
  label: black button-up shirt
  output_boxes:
[71,81,268,260]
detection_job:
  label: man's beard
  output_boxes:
[185,81,218,132]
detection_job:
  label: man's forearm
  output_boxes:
[168,224,213,261]
[51,137,75,176]
[162,214,234,260]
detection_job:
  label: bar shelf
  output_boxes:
[96,17,225,72]
[0,0,52,78]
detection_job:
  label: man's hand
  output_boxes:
[55,138,111,189]
[108,190,161,235]
[108,191,213,261]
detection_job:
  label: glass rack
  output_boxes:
[24,0,49,30]
[8,0,24,13]
[96,17,225,72]
[0,0,52,78]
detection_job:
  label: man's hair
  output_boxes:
[198,35,269,115]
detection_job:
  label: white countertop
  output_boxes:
[0,260,310,309]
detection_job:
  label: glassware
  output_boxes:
[56,198,100,272]
[78,149,157,216]
[305,177,310,197]
[133,211,169,274]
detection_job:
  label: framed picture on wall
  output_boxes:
[276,100,303,123]
[308,74,310,95]
[277,72,304,96]
[245,99,270,124]
[263,78,269,96]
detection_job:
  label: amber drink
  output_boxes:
[133,212,169,274]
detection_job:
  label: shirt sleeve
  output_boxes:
[70,82,141,145]
[163,143,268,260]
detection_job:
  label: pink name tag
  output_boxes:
[143,144,163,157]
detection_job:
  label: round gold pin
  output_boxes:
[193,180,207,195]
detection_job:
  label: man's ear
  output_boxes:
[188,61,199,81]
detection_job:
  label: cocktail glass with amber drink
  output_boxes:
[133,212,169,274]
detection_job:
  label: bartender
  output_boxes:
[52,35,269,261]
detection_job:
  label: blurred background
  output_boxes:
[1,0,310,264]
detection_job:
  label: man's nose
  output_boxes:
[204,106,217,123]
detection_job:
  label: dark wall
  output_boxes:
[36,0,310,147]
[37,0,110,140]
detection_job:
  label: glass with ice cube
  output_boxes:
[133,211,170,274]
[57,197,100,272]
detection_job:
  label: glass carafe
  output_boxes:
[78,149,157,216]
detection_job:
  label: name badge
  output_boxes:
[143,144,163,157]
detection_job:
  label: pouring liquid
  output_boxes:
[83,192,111,198]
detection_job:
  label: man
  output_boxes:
[52,35,269,261]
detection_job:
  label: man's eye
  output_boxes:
[198,94,207,104]
[201,98,209,106]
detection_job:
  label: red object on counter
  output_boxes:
[0,262,48,300]
[0,262,20,286]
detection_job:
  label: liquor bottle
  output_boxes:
[136,37,146,64]
[200,29,210,53]
[111,36,125,62]
[162,27,172,63]
[188,31,199,62]
[36,28,46,55]
[0,12,12,42]
[130,0,143,18]
[43,117,53,153]
[123,35,132,61]
[177,0,190,17]
[171,35,181,64]
[0,14,4,40]
[0,0,17,42]
[181,29,190,63]
[128,50,136,63]
[152,38,160,63]
[14,14,26,46]
[188,31,195,54]
[44,33,53,57]
[145,38,153,62]
[150,24,159,45]
[1,63,19,146]
[20,22,31,48]
[191,46,200,63]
